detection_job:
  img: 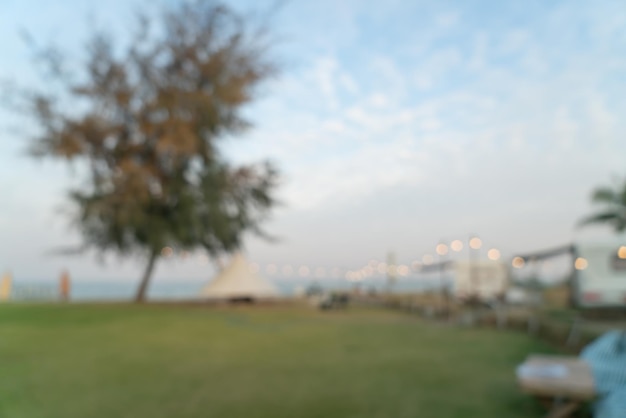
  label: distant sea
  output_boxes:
[10,275,450,302]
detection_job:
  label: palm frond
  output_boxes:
[591,187,620,204]
[578,211,621,227]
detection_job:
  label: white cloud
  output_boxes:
[436,12,460,29]
[312,57,339,109]
[499,29,530,54]
[553,106,578,149]
[415,47,464,88]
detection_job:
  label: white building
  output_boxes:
[452,260,509,301]
[573,236,626,308]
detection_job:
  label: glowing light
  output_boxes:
[362,265,374,276]
[346,271,363,282]
[422,254,434,265]
[369,259,378,267]
[298,266,310,277]
[180,251,189,259]
[331,267,341,277]
[198,254,209,264]
[315,267,326,278]
[487,249,501,261]
[282,265,293,276]
[161,247,173,257]
[377,262,387,274]
[618,246,626,259]
[387,265,397,275]
[397,265,410,276]
[450,240,463,252]
[574,257,588,270]
[436,244,449,256]
[469,237,482,250]
[512,257,525,268]
[266,264,277,274]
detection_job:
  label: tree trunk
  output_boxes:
[135,250,158,303]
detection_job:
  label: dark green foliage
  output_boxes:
[579,182,626,232]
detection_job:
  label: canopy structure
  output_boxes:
[514,244,575,262]
[201,253,278,301]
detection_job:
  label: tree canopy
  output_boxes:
[24,1,280,301]
[579,180,626,232]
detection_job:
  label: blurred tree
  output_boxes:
[24,1,279,301]
[579,180,626,232]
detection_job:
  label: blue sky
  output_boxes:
[1,0,625,283]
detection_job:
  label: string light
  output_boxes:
[512,257,525,268]
[574,257,588,270]
[450,240,463,252]
[397,265,409,276]
[487,249,501,261]
[469,237,482,250]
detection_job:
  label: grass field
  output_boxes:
[0,304,553,418]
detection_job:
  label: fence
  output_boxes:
[363,293,621,353]
[9,284,60,301]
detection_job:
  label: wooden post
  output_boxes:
[0,272,12,301]
[59,270,71,302]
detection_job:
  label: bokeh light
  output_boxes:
[282,265,293,276]
[512,257,525,268]
[469,237,482,250]
[574,257,588,270]
[450,240,463,252]
[397,265,409,276]
[487,249,501,261]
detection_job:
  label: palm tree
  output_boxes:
[579,180,626,232]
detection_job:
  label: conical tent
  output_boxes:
[201,253,278,300]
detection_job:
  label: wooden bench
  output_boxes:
[517,355,596,418]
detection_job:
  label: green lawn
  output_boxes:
[0,304,551,418]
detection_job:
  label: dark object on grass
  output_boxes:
[319,293,349,310]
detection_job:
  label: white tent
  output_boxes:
[201,253,278,300]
